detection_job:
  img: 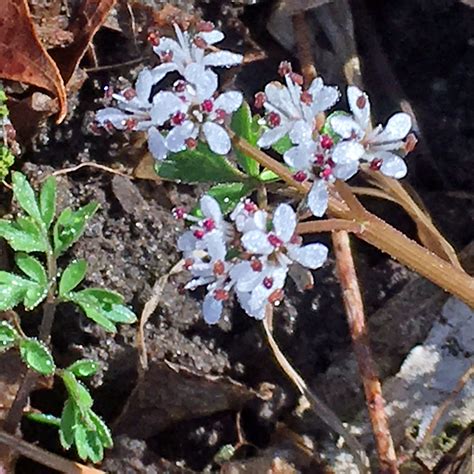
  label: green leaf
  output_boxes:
[15,253,47,285]
[0,321,18,351]
[12,172,42,223]
[53,202,99,256]
[40,176,57,229]
[74,423,90,460]
[88,410,113,449]
[0,218,47,253]
[85,429,104,463]
[19,339,55,375]
[259,169,280,182]
[231,102,261,177]
[68,359,99,378]
[0,271,46,311]
[27,412,61,428]
[61,370,93,410]
[157,142,245,184]
[207,183,254,214]
[60,399,77,449]
[271,134,292,155]
[59,260,87,296]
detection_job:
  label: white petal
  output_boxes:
[151,62,178,84]
[203,51,243,67]
[332,141,365,164]
[184,63,218,101]
[252,210,267,231]
[310,81,339,114]
[273,203,296,243]
[203,293,223,325]
[330,114,362,139]
[264,82,295,117]
[95,108,127,129]
[213,91,243,113]
[374,113,412,143]
[237,291,266,320]
[166,121,195,152]
[288,243,328,269]
[204,231,226,261]
[230,262,262,292]
[307,180,328,217]
[197,29,224,45]
[135,69,153,103]
[177,231,197,253]
[379,152,407,179]
[153,37,187,64]
[257,125,289,148]
[200,195,222,223]
[332,161,359,180]
[203,122,231,155]
[347,86,371,130]
[283,142,315,170]
[148,128,168,161]
[289,120,313,145]
[151,91,187,125]
[242,230,273,255]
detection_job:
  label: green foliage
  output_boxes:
[322,111,346,141]
[53,202,99,256]
[0,89,9,119]
[59,259,87,296]
[0,270,47,310]
[19,338,55,375]
[0,217,48,253]
[0,147,14,182]
[12,172,43,223]
[67,359,99,378]
[272,134,292,155]
[231,102,261,177]
[156,142,245,184]
[26,412,61,427]
[0,321,18,351]
[207,183,254,215]
[259,169,280,182]
[39,177,57,229]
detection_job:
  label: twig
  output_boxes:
[292,12,317,84]
[263,305,370,472]
[297,218,362,234]
[52,162,132,179]
[332,230,399,473]
[84,57,145,73]
[417,363,474,448]
[0,430,104,474]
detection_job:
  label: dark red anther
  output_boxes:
[263,276,274,289]
[268,288,284,305]
[293,170,308,182]
[104,121,115,133]
[278,61,292,77]
[268,234,283,248]
[171,111,186,126]
[290,72,304,85]
[320,135,334,149]
[193,36,208,49]
[174,80,186,93]
[370,158,383,171]
[203,218,215,232]
[300,90,313,105]
[254,92,266,109]
[197,20,214,32]
[185,137,197,150]
[161,51,174,63]
[214,288,229,301]
[173,207,186,219]
[268,112,281,128]
[213,260,225,276]
[326,158,335,168]
[147,31,160,47]
[290,234,303,245]
[201,99,214,113]
[250,258,263,272]
[314,153,325,166]
[193,229,205,239]
[244,200,257,213]
[215,109,226,122]
[405,133,418,153]
[184,258,194,270]
[125,118,138,131]
[321,167,332,180]
[356,94,367,109]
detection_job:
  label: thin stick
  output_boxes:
[84,57,145,73]
[0,430,104,474]
[297,218,362,234]
[292,12,317,84]
[332,231,399,473]
[263,306,370,472]
[52,162,132,179]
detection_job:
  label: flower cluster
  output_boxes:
[256,66,415,216]
[95,22,243,160]
[176,196,328,324]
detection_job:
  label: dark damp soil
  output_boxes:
[8,0,474,472]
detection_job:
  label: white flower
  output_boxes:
[230,199,267,233]
[330,86,412,179]
[152,23,243,101]
[164,85,243,155]
[257,75,339,148]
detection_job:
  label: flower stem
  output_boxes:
[231,135,474,308]
[332,230,399,473]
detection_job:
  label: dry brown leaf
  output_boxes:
[133,152,162,183]
[52,0,117,84]
[0,0,67,123]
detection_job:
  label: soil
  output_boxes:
[3,0,473,473]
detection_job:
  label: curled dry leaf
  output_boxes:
[0,0,67,123]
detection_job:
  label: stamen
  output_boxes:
[268,234,283,248]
